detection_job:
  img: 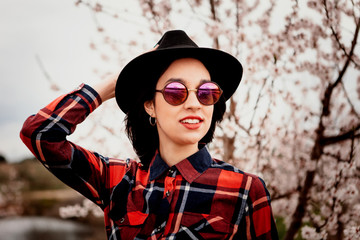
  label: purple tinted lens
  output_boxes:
[163,82,187,105]
[198,82,221,105]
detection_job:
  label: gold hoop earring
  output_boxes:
[149,116,156,126]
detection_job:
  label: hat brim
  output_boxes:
[115,47,243,113]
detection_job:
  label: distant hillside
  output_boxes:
[13,158,69,191]
[0,158,80,217]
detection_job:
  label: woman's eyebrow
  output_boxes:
[165,78,184,84]
[199,79,211,84]
[165,78,211,85]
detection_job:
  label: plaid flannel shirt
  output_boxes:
[20,84,278,239]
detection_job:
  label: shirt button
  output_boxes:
[166,190,170,197]
[169,169,174,174]
[156,226,162,232]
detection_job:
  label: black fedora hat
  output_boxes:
[115,30,243,113]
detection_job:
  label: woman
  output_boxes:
[20,30,278,239]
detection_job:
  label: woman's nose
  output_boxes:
[183,90,201,109]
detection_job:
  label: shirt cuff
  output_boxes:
[75,83,103,109]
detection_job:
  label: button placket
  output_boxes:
[164,174,175,198]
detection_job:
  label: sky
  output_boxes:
[0,0,124,162]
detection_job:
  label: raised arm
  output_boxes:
[19,75,121,209]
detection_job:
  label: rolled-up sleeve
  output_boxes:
[20,84,109,208]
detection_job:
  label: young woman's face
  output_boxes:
[146,58,214,149]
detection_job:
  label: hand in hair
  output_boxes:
[93,73,118,102]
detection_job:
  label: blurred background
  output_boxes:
[0,0,359,239]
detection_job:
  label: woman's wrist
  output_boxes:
[93,74,118,102]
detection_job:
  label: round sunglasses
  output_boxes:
[155,81,223,106]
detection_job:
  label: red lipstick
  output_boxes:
[179,116,203,130]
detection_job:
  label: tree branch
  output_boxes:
[333,14,360,88]
[341,81,360,120]
[271,187,300,201]
[321,13,360,116]
[35,55,60,91]
[143,0,163,35]
[323,0,360,69]
[248,77,268,130]
[322,124,360,145]
[209,0,219,49]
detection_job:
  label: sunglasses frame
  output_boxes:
[155,81,223,106]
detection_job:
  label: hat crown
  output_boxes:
[156,30,198,49]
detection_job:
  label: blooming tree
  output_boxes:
[61,0,360,239]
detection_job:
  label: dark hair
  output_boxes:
[124,59,227,167]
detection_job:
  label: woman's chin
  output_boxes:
[176,135,204,147]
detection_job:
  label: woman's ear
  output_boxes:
[144,100,155,117]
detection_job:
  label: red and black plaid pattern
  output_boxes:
[20,84,278,239]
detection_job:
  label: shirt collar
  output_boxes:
[149,146,212,183]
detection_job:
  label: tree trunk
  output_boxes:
[284,170,316,240]
[284,123,325,239]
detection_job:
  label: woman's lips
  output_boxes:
[180,116,203,129]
